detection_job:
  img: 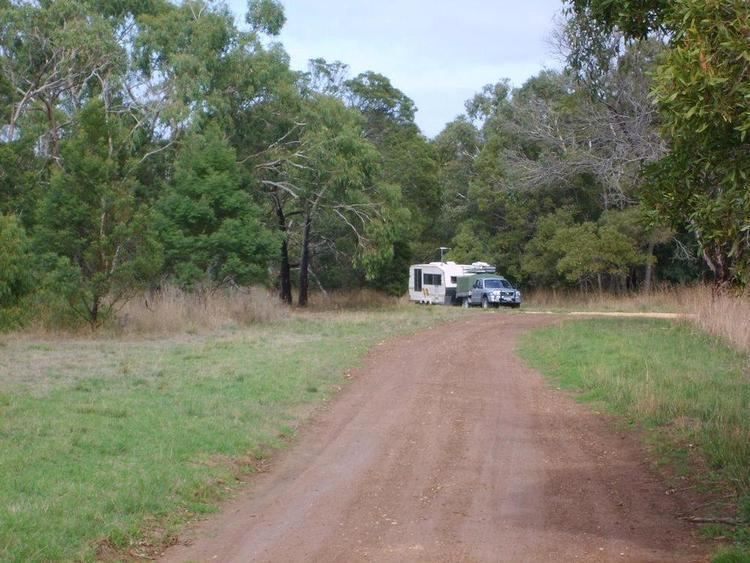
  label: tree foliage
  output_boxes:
[432,18,705,292]
[566,0,750,285]
[646,0,750,284]
[565,0,669,39]
[156,125,278,288]
[246,0,286,36]
[34,100,162,325]
[0,214,32,310]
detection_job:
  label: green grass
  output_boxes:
[0,306,466,561]
[519,318,750,559]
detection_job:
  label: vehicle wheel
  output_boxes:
[481,296,489,309]
[512,303,521,309]
[462,298,470,308]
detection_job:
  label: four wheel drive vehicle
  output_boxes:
[456,274,522,309]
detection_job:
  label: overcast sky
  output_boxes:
[227,1,564,137]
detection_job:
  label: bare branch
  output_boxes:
[261,180,301,198]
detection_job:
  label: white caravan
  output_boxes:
[408,262,495,305]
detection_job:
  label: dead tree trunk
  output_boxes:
[298,209,312,307]
[644,240,655,293]
[273,194,293,305]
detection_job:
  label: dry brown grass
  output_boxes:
[11,281,748,356]
[304,288,402,311]
[687,288,750,354]
[6,287,410,340]
[116,285,289,335]
[119,287,403,334]
[525,285,698,313]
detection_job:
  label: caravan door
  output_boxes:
[422,270,444,303]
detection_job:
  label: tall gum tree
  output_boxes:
[566,0,750,286]
[342,71,437,288]
[281,97,384,307]
[0,1,125,157]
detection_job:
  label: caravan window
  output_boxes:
[423,273,442,286]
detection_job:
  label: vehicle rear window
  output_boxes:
[484,279,511,289]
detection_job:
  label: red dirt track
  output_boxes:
[161,314,706,562]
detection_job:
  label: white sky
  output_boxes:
[227,1,564,137]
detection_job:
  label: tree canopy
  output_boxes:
[0,0,747,327]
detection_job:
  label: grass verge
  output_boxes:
[519,318,750,561]
[0,306,466,561]
[522,286,698,313]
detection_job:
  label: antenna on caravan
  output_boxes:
[439,247,451,262]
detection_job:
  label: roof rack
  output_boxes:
[462,262,496,274]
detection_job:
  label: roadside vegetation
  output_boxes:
[524,286,750,355]
[520,317,750,561]
[524,285,701,314]
[0,302,466,561]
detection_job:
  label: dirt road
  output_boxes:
[162,314,705,562]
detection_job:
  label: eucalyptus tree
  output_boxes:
[502,39,665,211]
[565,0,668,39]
[0,0,126,157]
[432,117,481,247]
[245,0,286,35]
[1,0,285,321]
[434,57,665,288]
[436,77,584,282]
[254,59,434,299]
[565,0,750,286]
[344,71,438,286]
[646,0,750,285]
[0,0,168,325]
[0,0,138,234]
[258,95,403,306]
[117,0,297,294]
